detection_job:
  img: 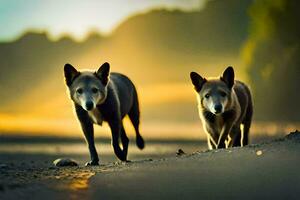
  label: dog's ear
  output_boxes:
[221,66,234,89]
[190,72,206,92]
[64,63,80,86]
[96,62,110,85]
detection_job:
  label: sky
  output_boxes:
[0,0,205,41]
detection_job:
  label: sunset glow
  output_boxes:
[0,0,298,139]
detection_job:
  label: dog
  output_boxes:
[64,62,145,165]
[190,66,253,149]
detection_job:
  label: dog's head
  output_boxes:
[190,66,235,115]
[64,62,110,111]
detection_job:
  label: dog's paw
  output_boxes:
[136,135,145,150]
[85,160,99,166]
[116,153,127,162]
[217,143,226,149]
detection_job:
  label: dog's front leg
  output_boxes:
[76,105,99,166]
[207,134,218,150]
[108,119,127,161]
[80,121,99,166]
[217,124,233,149]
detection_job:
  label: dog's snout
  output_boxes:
[214,105,222,113]
[85,101,94,111]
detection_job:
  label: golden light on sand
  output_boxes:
[68,172,95,191]
[51,171,96,194]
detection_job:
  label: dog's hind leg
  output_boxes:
[242,101,253,146]
[242,121,251,146]
[120,122,129,159]
[242,86,253,146]
[128,92,145,149]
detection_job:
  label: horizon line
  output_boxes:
[0,6,204,43]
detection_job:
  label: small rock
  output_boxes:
[256,150,263,156]
[286,130,300,141]
[53,158,78,167]
[176,149,186,156]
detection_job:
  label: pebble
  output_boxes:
[256,150,263,156]
[53,158,78,167]
[176,149,186,156]
[286,130,300,141]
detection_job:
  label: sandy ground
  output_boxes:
[1,131,300,200]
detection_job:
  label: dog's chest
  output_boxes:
[201,111,224,133]
[88,109,103,125]
[214,116,224,133]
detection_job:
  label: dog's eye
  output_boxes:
[205,94,210,98]
[220,92,226,97]
[76,88,83,95]
[92,88,99,94]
